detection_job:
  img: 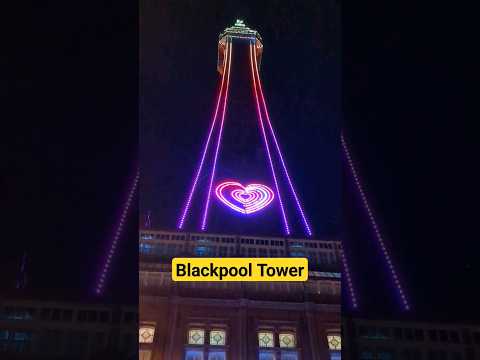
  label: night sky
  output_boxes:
[2,2,139,304]
[140,0,341,239]
[3,1,478,321]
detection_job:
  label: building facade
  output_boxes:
[0,297,137,359]
[342,317,480,360]
[139,229,342,360]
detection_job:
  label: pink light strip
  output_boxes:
[95,168,139,295]
[177,41,230,229]
[252,46,312,236]
[249,43,291,235]
[201,38,233,231]
[341,132,410,310]
[339,245,358,309]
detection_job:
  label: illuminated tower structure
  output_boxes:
[139,21,341,360]
[177,20,312,238]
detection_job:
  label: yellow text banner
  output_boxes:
[172,258,308,282]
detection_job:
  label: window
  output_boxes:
[259,351,276,360]
[209,330,226,346]
[327,335,341,351]
[279,333,295,348]
[258,330,298,360]
[208,351,226,360]
[474,331,480,344]
[77,310,87,322]
[88,310,97,322]
[219,247,227,256]
[40,308,51,320]
[462,330,472,345]
[185,348,204,360]
[185,327,226,360]
[439,330,448,342]
[327,334,341,360]
[0,330,9,352]
[62,309,73,321]
[281,351,299,360]
[139,325,155,344]
[377,351,394,360]
[414,329,424,341]
[450,331,460,343]
[92,332,105,351]
[258,332,275,348]
[99,311,109,323]
[188,329,205,345]
[452,352,462,360]
[360,351,375,360]
[13,332,32,353]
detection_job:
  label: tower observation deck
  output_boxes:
[218,19,263,74]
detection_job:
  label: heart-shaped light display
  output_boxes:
[215,181,275,214]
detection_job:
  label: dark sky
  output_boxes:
[2,2,139,304]
[342,1,479,321]
[140,0,341,238]
[3,0,478,321]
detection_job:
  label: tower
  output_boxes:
[177,20,312,238]
[140,21,341,360]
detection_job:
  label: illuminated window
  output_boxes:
[139,349,152,360]
[208,351,226,360]
[139,326,155,344]
[210,330,226,346]
[327,334,341,360]
[280,351,298,360]
[279,333,296,348]
[185,348,204,360]
[258,331,275,348]
[185,328,226,360]
[327,335,341,350]
[188,329,205,345]
[259,351,276,360]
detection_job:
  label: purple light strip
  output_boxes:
[339,245,358,309]
[341,132,410,310]
[201,38,232,231]
[252,46,312,236]
[177,41,230,230]
[250,43,290,235]
[95,167,139,295]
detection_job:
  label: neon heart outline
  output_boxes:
[215,181,275,214]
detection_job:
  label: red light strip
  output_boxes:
[252,46,312,236]
[178,41,231,229]
[201,38,233,231]
[249,43,291,235]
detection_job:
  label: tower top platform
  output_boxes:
[217,20,263,74]
[219,19,263,44]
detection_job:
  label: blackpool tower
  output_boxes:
[177,20,312,238]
